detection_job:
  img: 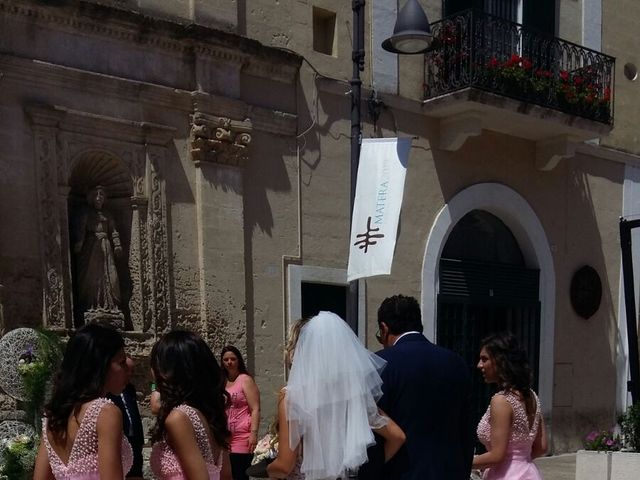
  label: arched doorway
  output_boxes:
[421,183,555,419]
[437,209,541,430]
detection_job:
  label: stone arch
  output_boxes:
[421,182,555,415]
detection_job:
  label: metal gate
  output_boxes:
[437,258,541,438]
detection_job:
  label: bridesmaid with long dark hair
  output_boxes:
[33,323,132,480]
[473,332,547,480]
[150,330,232,480]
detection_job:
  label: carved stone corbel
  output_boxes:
[438,111,483,151]
[535,135,580,171]
[190,113,252,167]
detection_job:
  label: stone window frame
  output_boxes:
[287,264,366,341]
[27,104,175,333]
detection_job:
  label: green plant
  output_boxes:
[620,403,640,452]
[0,434,38,480]
[583,429,622,451]
[17,329,63,425]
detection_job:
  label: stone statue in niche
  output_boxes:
[71,185,125,328]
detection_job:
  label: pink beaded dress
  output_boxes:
[150,404,223,480]
[477,390,543,480]
[43,397,133,480]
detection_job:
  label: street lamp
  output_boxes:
[382,0,433,55]
[347,0,432,331]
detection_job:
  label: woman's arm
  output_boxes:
[96,403,126,480]
[472,395,512,469]
[267,391,299,479]
[32,436,55,480]
[531,415,548,459]
[150,390,162,416]
[371,409,406,462]
[165,408,210,480]
[243,375,261,453]
[220,449,232,480]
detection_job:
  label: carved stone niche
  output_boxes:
[26,104,176,334]
[190,112,252,167]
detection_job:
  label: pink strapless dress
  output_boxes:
[150,404,223,480]
[477,390,543,480]
[43,397,133,480]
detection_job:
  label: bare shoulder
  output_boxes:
[490,394,513,415]
[165,407,191,427]
[277,388,287,401]
[96,402,123,430]
[242,374,257,387]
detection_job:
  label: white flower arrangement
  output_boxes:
[251,433,278,465]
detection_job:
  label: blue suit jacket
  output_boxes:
[361,333,474,480]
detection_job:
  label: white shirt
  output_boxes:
[393,331,422,345]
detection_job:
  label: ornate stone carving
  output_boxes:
[70,185,125,329]
[27,104,175,333]
[148,148,171,333]
[190,114,252,167]
[32,127,69,329]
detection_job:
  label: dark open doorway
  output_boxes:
[436,210,541,440]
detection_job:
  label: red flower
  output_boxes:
[585,94,595,104]
[487,57,499,68]
[603,87,612,101]
[573,76,584,86]
[522,58,533,70]
[510,54,521,63]
[560,70,569,82]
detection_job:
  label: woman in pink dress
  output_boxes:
[33,323,133,480]
[221,345,261,480]
[150,330,232,480]
[472,332,548,480]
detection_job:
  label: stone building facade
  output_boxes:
[1,0,639,454]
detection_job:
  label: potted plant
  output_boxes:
[576,429,621,480]
[576,405,640,480]
[0,328,62,479]
[610,403,640,478]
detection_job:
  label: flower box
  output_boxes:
[610,451,640,480]
[575,450,611,480]
[576,450,640,480]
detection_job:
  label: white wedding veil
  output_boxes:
[285,311,387,480]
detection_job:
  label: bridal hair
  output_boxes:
[284,317,311,364]
[45,323,124,438]
[480,332,533,400]
[150,330,230,448]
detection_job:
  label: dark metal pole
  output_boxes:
[619,217,640,405]
[347,0,365,333]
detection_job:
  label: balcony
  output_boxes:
[423,10,615,169]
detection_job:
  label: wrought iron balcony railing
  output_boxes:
[424,10,615,125]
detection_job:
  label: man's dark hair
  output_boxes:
[377,294,423,334]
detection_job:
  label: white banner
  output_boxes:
[347,137,412,282]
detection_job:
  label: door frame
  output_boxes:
[421,183,555,416]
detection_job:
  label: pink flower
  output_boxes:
[585,431,598,442]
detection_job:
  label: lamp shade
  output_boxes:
[382,0,432,54]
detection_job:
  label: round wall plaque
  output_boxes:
[570,265,602,319]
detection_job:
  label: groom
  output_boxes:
[360,295,474,480]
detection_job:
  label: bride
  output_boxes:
[267,311,405,480]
